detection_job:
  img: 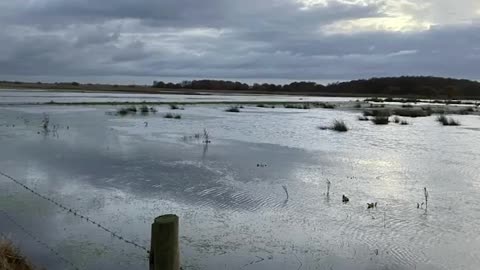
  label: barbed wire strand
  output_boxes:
[0,171,150,257]
[0,209,81,270]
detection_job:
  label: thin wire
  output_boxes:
[0,170,150,257]
[0,210,81,270]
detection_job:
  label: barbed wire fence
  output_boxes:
[0,210,81,270]
[0,170,151,267]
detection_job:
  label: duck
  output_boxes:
[342,195,349,203]
[367,202,377,209]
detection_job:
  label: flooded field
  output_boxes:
[1,91,480,270]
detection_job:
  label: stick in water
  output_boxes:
[282,185,289,201]
[424,187,429,210]
[326,179,331,197]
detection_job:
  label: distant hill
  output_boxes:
[152,76,480,98]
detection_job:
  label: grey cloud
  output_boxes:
[0,0,478,83]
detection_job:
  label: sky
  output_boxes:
[0,0,479,85]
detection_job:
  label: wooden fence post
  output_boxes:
[150,214,179,270]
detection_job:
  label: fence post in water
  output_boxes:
[150,214,180,270]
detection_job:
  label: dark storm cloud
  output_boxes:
[0,0,478,82]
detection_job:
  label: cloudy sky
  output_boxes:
[0,0,479,84]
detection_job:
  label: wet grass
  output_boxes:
[116,105,156,116]
[319,120,348,132]
[169,104,185,110]
[140,105,149,114]
[332,120,348,132]
[0,239,34,270]
[284,104,311,109]
[392,108,431,118]
[363,109,392,117]
[256,104,275,108]
[437,115,460,126]
[164,113,182,119]
[225,106,241,112]
[371,116,390,125]
[357,116,369,121]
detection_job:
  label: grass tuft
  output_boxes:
[0,239,34,270]
[319,120,348,132]
[371,116,390,125]
[357,116,369,121]
[225,106,241,112]
[437,115,460,126]
[165,113,182,119]
[332,120,348,132]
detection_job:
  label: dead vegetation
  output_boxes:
[0,239,35,270]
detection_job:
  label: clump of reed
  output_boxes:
[117,105,156,116]
[0,238,34,270]
[225,106,241,112]
[392,108,431,118]
[164,113,182,119]
[319,120,348,132]
[436,115,460,126]
[371,116,389,125]
[357,116,369,121]
[284,104,310,109]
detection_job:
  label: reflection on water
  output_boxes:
[0,97,480,269]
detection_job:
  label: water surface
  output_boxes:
[0,91,479,270]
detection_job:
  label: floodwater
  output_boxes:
[0,89,358,104]
[1,91,480,270]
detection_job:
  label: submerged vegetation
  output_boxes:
[332,120,348,132]
[371,116,390,125]
[256,104,275,108]
[284,104,310,109]
[225,106,241,112]
[116,105,156,116]
[436,115,460,126]
[164,113,182,119]
[358,116,369,121]
[319,120,348,132]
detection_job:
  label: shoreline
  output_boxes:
[2,83,480,100]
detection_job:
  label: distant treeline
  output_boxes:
[153,76,480,98]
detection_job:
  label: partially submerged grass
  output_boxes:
[357,116,369,121]
[140,105,149,114]
[363,109,392,117]
[318,103,335,109]
[225,106,241,112]
[165,113,182,119]
[0,239,34,270]
[400,120,409,125]
[117,105,156,116]
[332,120,348,132]
[319,119,348,132]
[169,104,184,110]
[371,116,390,125]
[437,115,460,126]
[256,104,276,108]
[284,104,311,109]
[392,108,431,118]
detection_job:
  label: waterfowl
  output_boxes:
[342,195,349,203]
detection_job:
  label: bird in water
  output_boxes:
[342,195,349,203]
[367,202,378,209]
[144,121,148,127]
